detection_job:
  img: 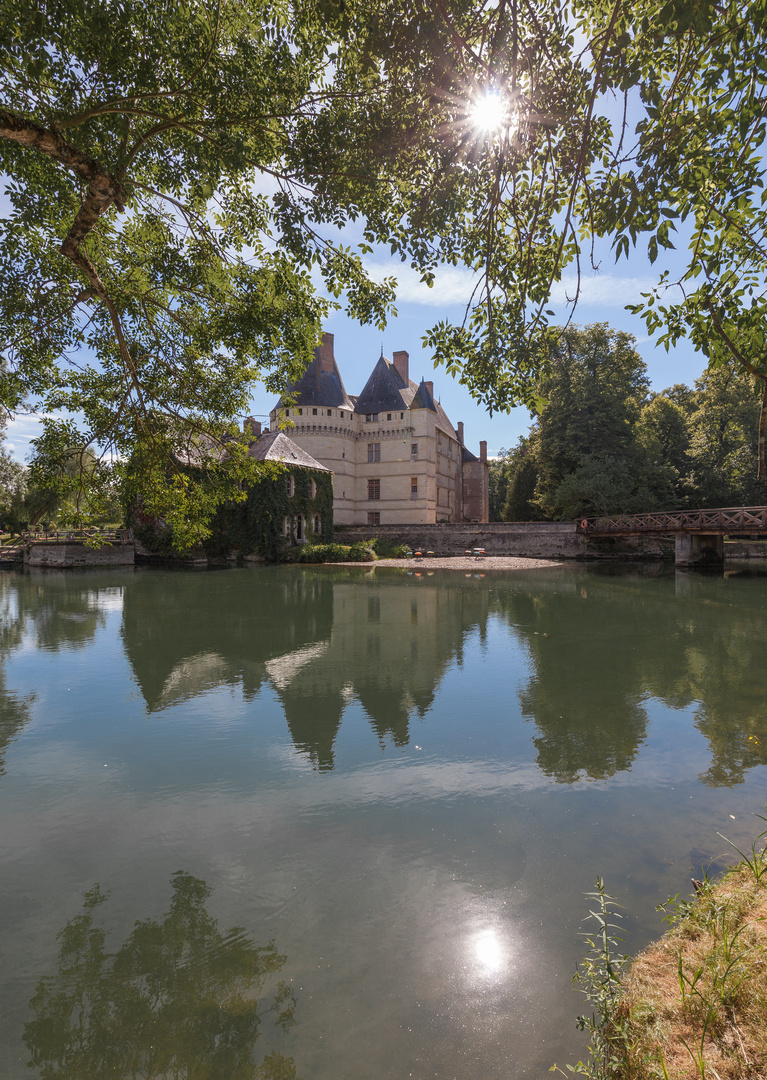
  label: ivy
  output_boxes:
[207,467,334,561]
[128,465,334,562]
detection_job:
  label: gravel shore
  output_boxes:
[367,555,563,571]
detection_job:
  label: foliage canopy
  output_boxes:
[491,325,767,520]
[2,0,767,538]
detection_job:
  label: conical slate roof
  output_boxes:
[279,333,353,410]
[354,354,416,414]
[410,378,437,411]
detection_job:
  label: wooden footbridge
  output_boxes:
[576,506,767,565]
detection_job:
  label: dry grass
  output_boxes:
[618,864,767,1079]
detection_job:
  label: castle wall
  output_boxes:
[270,339,489,525]
[335,522,673,560]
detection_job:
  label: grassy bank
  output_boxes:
[563,817,767,1079]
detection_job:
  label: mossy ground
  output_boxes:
[617,861,767,1079]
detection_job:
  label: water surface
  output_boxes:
[1,563,766,1078]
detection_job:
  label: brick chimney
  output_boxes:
[393,350,409,383]
[318,332,335,372]
[244,417,261,439]
[457,421,464,445]
[425,380,434,399]
[480,440,488,462]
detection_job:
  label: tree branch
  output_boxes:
[0,107,125,211]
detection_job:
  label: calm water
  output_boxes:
[1,562,767,1078]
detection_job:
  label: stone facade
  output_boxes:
[269,334,490,526]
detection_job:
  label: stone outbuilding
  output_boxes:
[270,333,489,525]
[242,420,332,546]
[128,420,333,560]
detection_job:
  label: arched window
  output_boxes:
[296,516,303,541]
[309,478,317,499]
[314,514,320,535]
[287,474,295,498]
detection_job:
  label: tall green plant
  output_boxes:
[553,879,631,1078]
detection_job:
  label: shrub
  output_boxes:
[290,542,375,563]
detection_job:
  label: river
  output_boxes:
[1,562,766,1078]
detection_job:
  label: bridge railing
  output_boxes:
[576,506,767,535]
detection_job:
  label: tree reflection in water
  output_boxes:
[24,872,298,1080]
[501,568,767,786]
[0,578,36,777]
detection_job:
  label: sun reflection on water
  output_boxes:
[472,928,506,974]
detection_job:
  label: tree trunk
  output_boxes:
[758,377,767,482]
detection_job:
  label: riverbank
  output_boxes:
[361,555,564,571]
[599,833,767,1079]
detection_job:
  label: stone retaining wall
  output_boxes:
[335,522,673,560]
[23,541,135,568]
[724,540,767,558]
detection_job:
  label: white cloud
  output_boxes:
[4,413,44,461]
[549,273,658,308]
[363,260,661,312]
[365,261,478,307]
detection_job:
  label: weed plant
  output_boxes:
[552,878,632,1078]
[555,813,767,1079]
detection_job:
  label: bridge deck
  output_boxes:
[577,506,767,536]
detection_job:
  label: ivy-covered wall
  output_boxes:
[129,466,334,561]
[206,466,334,560]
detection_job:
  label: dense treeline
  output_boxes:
[0,416,121,534]
[489,325,767,521]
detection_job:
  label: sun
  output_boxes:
[470,91,506,134]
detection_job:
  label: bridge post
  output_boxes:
[674,533,724,568]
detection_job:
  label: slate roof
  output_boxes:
[461,445,480,463]
[248,429,331,472]
[275,343,461,441]
[354,355,416,414]
[351,357,459,439]
[409,378,436,411]
[279,341,354,410]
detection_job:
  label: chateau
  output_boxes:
[269,333,489,526]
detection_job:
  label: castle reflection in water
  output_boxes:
[2,564,766,786]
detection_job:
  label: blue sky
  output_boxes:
[246,240,706,459]
[3,195,707,464]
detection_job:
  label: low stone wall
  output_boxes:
[23,541,135,568]
[724,540,767,558]
[334,522,673,560]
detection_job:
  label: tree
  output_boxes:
[531,324,651,518]
[0,0,405,546]
[502,439,542,521]
[3,0,767,547]
[686,366,767,508]
[634,392,692,507]
[0,409,28,532]
[487,447,512,521]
